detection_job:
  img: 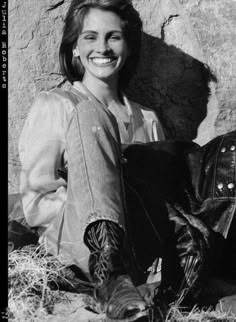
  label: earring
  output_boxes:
[73,47,80,57]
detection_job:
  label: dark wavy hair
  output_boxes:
[59,0,142,88]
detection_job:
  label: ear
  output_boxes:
[73,46,80,57]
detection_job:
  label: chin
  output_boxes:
[95,73,119,83]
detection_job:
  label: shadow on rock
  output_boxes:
[127,33,217,141]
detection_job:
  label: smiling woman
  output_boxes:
[18,0,164,321]
[15,0,236,320]
[73,8,129,96]
[59,0,142,90]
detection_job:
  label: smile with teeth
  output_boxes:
[90,57,116,65]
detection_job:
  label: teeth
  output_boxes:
[91,58,114,64]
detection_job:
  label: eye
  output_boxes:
[84,35,96,40]
[108,32,123,41]
[110,35,121,40]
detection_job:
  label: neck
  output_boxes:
[82,76,120,107]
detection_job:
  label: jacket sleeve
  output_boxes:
[18,91,72,228]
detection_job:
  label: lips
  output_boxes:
[90,57,117,66]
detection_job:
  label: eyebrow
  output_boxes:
[81,30,123,34]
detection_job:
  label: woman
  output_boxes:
[19,0,164,320]
[18,0,236,318]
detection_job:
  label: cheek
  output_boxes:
[76,43,86,57]
[76,48,88,68]
[76,38,91,55]
[112,43,127,57]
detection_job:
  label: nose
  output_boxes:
[96,37,110,53]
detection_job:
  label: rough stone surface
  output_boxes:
[9,0,236,193]
[129,0,236,142]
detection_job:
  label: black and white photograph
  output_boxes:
[7,0,236,320]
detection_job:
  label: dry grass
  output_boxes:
[166,304,236,321]
[7,245,236,321]
[8,245,73,321]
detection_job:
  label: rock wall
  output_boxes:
[8,0,236,193]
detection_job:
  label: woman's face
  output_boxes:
[74,8,129,86]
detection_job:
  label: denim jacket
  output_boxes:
[18,82,164,230]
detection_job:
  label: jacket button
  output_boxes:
[230,145,235,151]
[220,147,226,153]
[121,157,128,164]
[217,183,224,190]
[227,183,235,190]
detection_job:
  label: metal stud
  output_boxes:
[220,147,226,153]
[230,145,235,151]
[121,157,128,164]
[227,183,235,190]
[217,183,223,190]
